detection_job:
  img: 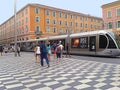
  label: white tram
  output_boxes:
[12,30,120,57]
[69,30,120,56]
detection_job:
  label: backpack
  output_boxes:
[56,46,61,53]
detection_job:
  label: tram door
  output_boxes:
[89,36,96,51]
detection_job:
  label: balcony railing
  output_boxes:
[35,30,42,35]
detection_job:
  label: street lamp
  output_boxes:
[67,28,70,44]
[14,0,17,56]
[46,36,49,45]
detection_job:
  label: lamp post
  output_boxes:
[14,0,17,56]
[66,27,70,56]
[46,36,49,45]
[67,28,70,44]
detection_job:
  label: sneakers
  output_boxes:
[41,64,50,68]
[47,64,50,68]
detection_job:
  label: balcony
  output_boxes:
[35,30,42,35]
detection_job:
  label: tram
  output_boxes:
[12,30,120,57]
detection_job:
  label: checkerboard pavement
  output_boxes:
[0,52,120,90]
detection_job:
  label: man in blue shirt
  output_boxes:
[40,41,50,68]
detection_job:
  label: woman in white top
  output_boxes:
[34,44,41,63]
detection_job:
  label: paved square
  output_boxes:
[0,52,120,90]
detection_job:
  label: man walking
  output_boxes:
[16,45,21,57]
[0,45,3,56]
[40,41,50,68]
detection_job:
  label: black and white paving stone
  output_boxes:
[0,52,120,90]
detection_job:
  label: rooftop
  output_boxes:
[101,0,120,8]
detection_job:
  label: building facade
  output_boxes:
[101,0,120,31]
[0,4,103,44]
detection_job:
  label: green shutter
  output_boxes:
[116,22,118,28]
[118,21,120,28]
[108,11,111,17]
[117,8,120,16]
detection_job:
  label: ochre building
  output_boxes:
[0,4,103,44]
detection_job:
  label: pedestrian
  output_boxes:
[16,45,21,56]
[56,44,61,63]
[52,43,57,60]
[0,45,3,56]
[34,44,41,63]
[66,43,71,58]
[4,46,8,53]
[46,43,51,61]
[59,41,64,58]
[40,41,50,68]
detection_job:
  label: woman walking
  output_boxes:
[46,43,51,61]
[34,44,41,63]
[56,44,61,63]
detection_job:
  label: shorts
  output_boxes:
[56,53,61,58]
[66,50,70,54]
[36,54,40,56]
[53,50,56,54]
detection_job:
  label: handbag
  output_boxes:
[48,50,51,54]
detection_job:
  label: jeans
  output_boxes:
[40,53,49,66]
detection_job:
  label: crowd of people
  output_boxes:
[34,40,71,68]
[0,45,21,56]
[0,40,71,68]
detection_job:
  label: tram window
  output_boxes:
[60,39,65,50]
[71,38,79,48]
[106,34,117,48]
[99,35,107,49]
[79,37,88,48]
[49,40,53,45]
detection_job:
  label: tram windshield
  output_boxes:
[108,31,120,49]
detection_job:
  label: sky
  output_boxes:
[0,0,117,24]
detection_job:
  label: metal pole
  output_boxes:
[46,36,49,45]
[14,0,17,56]
[67,28,70,44]
[67,27,70,55]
